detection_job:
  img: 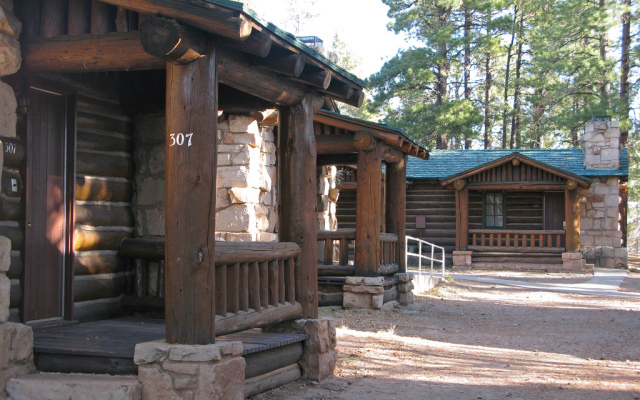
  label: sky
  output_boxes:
[245,0,412,79]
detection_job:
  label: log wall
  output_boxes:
[405,182,456,256]
[2,74,135,322]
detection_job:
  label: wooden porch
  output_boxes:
[33,317,308,376]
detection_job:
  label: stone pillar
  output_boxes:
[134,340,245,400]
[343,276,384,309]
[0,237,36,396]
[0,0,21,140]
[264,318,337,382]
[452,250,473,270]
[395,273,414,305]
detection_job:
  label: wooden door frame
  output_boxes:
[543,191,565,231]
[22,77,77,322]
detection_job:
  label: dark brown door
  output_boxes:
[23,86,74,322]
[544,192,565,230]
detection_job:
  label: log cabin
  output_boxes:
[0,0,426,398]
[399,119,628,271]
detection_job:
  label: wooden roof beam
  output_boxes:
[248,48,305,78]
[22,32,165,72]
[219,29,272,57]
[98,0,253,40]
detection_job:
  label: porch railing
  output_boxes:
[468,229,565,252]
[317,228,399,276]
[118,239,302,336]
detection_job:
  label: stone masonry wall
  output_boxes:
[317,166,338,231]
[133,114,277,242]
[579,177,627,268]
[580,120,620,170]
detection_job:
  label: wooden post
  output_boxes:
[165,42,218,344]
[386,155,407,272]
[355,145,383,276]
[455,187,469,250]
[278,92,322,319]
[565,188,580,252]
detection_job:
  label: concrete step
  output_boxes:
[6,373,141,400]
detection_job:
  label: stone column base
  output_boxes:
[395,273,414,305]
[134,340,245,400]
[342,276,384,309]
[0,322,36,395]
[452,251,473,270]
[264,318,337,382]
[562,252,587,271]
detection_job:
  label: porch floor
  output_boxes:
[33,317,307,375]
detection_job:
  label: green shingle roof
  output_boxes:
[406,148,628,180]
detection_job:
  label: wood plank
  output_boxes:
[278,93,321,318]
[214,303,302,337]
[278,260,285,305]
[239,262,249,311]
[75,176,132,202]
[249,262,261,312]
[244,343,303,379]
[227,263,240,314]
[285,258,295,304]
[244,363,301,398]
[164,43,218,344]
[259,261,268,309]
[268,261,278,307]
[215,263,227,316]
[91,0,116,34]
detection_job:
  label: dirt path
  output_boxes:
[254,272,640,400]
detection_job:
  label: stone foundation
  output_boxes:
[264,318,337,382]
[342,276,384,309]
[452,251,473,270]
[134,340,245,400]
[396,273,414,305]
[0,237,35,399]
[561,252,589,271]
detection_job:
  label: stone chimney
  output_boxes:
[580,117,620,170]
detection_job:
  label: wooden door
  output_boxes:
[544,192,565,230]
[23,85,75,322]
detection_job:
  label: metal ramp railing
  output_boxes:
[405,235,446,278]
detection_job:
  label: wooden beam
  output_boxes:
[68,0,92,36]
[218,46,308,106]
[165,42,218,344]
[465,183,568,191]
[248,49,305,78]
[316,134,357,154]
[386,155,407,272]
[381,143,404,164]
[22,32,165,72]
[455,187,469,251]
[219,30,272,57]
[140,16,207,64]
[355,145,383,276]
[294,66,332,90]
[565,188,580,252]
[278,92,322,318]
[98,0,253,40]
[41,0,68,38]
[317,154,358,167]
[91,0,116,34]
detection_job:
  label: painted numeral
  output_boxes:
[169,133,194,147]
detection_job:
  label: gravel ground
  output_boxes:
[253,272,640,400]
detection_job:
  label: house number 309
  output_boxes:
[169,133,194,147]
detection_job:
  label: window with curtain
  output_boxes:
[484,192,505,228]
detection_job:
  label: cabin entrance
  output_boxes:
[544,192,565,230]
[23,84,75,323]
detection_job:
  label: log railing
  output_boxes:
[468,229,566,252]
[317,229,399,276]
[118,239,302,336]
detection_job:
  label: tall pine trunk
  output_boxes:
[620,0,631,145]
[464,4,472,149]
[501,6,517,149]
[599,0,611,109]
[510,15,524,149]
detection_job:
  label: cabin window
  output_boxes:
[484,192,505,228]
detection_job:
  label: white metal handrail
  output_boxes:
[406,235,446,277]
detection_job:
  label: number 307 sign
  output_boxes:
[169,133,194,147]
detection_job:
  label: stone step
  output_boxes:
[6,373,141,400]
[471,263,569,271]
